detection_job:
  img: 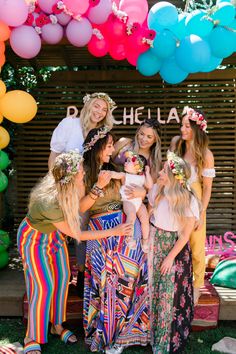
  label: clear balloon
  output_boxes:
[63,0,90,16]
[0,90,38,123]
[0,127,10,149]
[0,0,28,27]
[41,23,63,44]
[10,26,41,59]
[66,18,93,47]
[88,0,112,25]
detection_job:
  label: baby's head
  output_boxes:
[124,151,147,175]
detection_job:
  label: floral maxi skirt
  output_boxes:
[149,226,194,354]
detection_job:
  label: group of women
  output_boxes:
[17,92,215,354]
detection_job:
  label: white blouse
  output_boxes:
[50,116,84,153]
[188,166,216,185]
[148,184,200,232]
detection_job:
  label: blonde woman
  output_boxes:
[170,107,215,305]
[17,151,132,354]
[48,92,115,169]
[148,152,200,354]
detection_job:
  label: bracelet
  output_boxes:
[91,184,105,198]
[89,192,98,200]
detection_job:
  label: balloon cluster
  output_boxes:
[0,0,235,83]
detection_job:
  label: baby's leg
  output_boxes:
[123,201,137,248]
[137,203,150,253]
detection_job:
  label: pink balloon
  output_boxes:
[66,18,92,47]
[56,12,71,26]
[10,25,41,59]
[87,34,109,57]
[109,42,126,60]
[87,0,112,25]
[125,23,155,54]
[0,0,28,27]
[119,0,148,25]
[104,14,127,42]
[41,23,63,44]
[63,0,89,16]
[37,0,58,14]
[126,51,139,66]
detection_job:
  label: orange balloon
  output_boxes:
[0,114,3,124]
[0,21,10,42]
[0,54,5,68]
[0,80,6,99]
[0,42,5,54]
[0,126,10,149]
[0,90,38,123]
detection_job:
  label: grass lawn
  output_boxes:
[0,318,236,353]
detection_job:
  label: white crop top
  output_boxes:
[50,116,84,153]
[188,166,216,185]
[148,184,200,232]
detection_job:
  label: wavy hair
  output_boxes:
[80,94,114,137]
[134,119,162,179]
[175,107,209,180]
[28,153,83,237]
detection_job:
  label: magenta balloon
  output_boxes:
[63,0,89,16]
[120,0,148,25]
[37,0,58,14]
[0,0,28,27]
[87,35,109,57]
[104,14,127,42]
[10,26,41,59]
[126,51,139,66]
[88,0,112,25]
[66,18,92,47]
[109,42,126,60]
[41,23,63,44]
[56,12,71,26]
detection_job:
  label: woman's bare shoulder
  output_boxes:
[203,148,214,167]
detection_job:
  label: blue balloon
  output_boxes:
[148,1,178,29]
[175,35,211,73]
[160,56,188,84]
[137,51,162,77]
[169,13,187,40]
[208,27,235,58]
[150,29,177,59]
[201,55,223,72]
[185,10,213,37]
[212,2,235,26]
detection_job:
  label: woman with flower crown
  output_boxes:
[80,126,150,354]
[170,106,215,305]
[148,152,200,354]
[17,151,132,354]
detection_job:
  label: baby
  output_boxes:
[111,151,153,252]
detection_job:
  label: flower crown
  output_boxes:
[124,150,145,174]
[82,92,116,111]
[83,125,111,153]
[56,151,83,185]
[185,107,208,133]
[167,151,191,191]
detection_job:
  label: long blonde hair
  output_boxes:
[155,157,199,231]
[80,94,114,137]
[29,152,83,237]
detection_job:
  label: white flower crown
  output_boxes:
[82,92,116,111]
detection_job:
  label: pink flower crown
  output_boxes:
[167,151,191,191]
[124,150,145,174]
[83,125,111,153]
[185,107,208,133]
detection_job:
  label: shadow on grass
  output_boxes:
[0,318,236,353]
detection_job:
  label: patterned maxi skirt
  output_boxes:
[149,225,194,354]
[83,210,150,352]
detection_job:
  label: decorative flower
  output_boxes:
[82,92,116,111]
[58,151,84,185]
[83,125,111,153]
[52,3,64,14]
[186,107,208,133]
[35,14,50,27]
[25,13,34,26]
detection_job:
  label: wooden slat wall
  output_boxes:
[11,69,236,236]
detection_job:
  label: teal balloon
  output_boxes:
[212,2,235,26]
[0,250,9,269]
[201,55,223,72]
[175,35,211,73]
[137,51,162,77]
[148,1,178,29]
[0,171,8,192]
[169,13,187,40]
[160,56,188,84]
[208,27,235,58]
[0,230,10,250]
[150,29,176,59]
[185,10,213,37]
[0,150,10,170]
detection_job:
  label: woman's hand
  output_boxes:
[124,184,146,200]
[113,223,133,236]
[96,170,112,189]
[194,212,205,231]
[160,255,174,275]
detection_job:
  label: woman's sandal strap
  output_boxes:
[60,329,77,344]
[24,341,41,353]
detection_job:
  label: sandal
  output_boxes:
[51,328,78,345]
[24,341,41,354]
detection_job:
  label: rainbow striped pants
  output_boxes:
[17,218,70,344]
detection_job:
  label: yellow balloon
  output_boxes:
[0,80,6,99]
[0,126,10,149]
[0,90,38,123]
[0,113,3,124]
